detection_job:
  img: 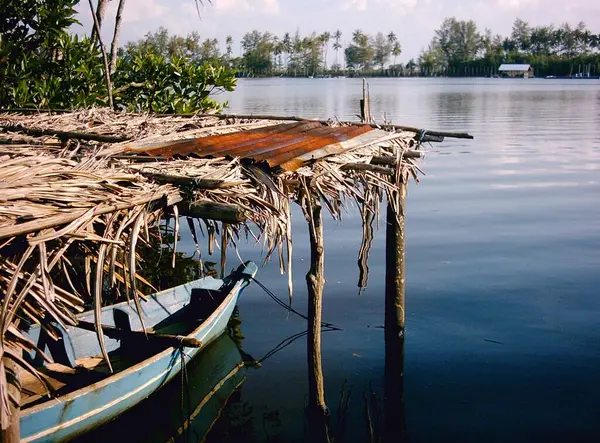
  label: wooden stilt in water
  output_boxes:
[220,223,228,278]
[303,193,331,442]
[1,352,21,443]
[383,186,407,442]
[359,78,372,124]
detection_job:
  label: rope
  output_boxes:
[250,276,341,331]
[255,325,339,364]
[179,348,191,443]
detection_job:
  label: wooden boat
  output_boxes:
[71,332,248,443]
[19,261,258,443]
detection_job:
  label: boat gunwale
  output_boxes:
[20,264,254,418]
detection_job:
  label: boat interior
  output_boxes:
[20,273,237,409]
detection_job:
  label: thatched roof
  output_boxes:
[0,108,448,425]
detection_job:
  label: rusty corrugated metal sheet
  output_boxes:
[122,121,376,170]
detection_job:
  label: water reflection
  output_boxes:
[74,320,249,443]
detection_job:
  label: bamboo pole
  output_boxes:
[383,189,407,442]
[304,193,331,442]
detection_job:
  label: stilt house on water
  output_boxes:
[498,64,534,78]
[0,109,472,441]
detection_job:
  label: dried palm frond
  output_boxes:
[0,109,424,429]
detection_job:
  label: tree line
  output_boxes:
[3,2,600,112]
[419,18,600,77]
[129,20,600,78]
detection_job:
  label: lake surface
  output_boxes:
[107,78,600,442]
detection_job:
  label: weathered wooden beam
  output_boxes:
[199,113,474,139]
[370,152,422,167]
[304,193,330,441]
[383,189,407,442]
[76,320,202,348]
[419,134,444,143]
[109,155,168,162]
[340,163,395,175]
[137,172,243,190]
[179,201,245,225]
[0,109,474,139]
[385,194,406,337]
[0,124,128,143]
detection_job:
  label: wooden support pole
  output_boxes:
[220,223,228,278]
[304,194,331,442]
[0,352,21,443]
[178,201,245,225]
[383,188,407,442]
[371,152,422,167]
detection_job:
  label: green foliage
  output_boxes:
[0,0,79,56]
[241,30,276,75]
[0,0,105,108]
[0,5,235,113]
[114,52,236,113]
[345,30,375,71]
[2,34,107,108]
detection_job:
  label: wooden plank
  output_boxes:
[75,320,203,348]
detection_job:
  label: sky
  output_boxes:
[75,0,600,61]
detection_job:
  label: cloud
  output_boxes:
[263,0,281,14]
[495,0,539,10]
[214,0,280,14]
[341,0,419,14]
[342,0,368,11]
[105,0,170,24]
[214,0,252,12]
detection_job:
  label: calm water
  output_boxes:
[109,78,600,442]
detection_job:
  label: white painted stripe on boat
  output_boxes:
[22,364,175,443]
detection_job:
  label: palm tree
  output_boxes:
[320,32,331,71]
[282,32,292,71]
[392,42,402,66]
[387,31,397,45]
[353,29,368,46]
[333,29,342,69]
[225,35,233,63]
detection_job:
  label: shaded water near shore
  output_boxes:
[100,78,600,442]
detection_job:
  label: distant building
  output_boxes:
[498,64,533,78]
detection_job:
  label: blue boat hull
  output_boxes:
[20,262,258,442]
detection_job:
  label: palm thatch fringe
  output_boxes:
[0,108,432,428]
